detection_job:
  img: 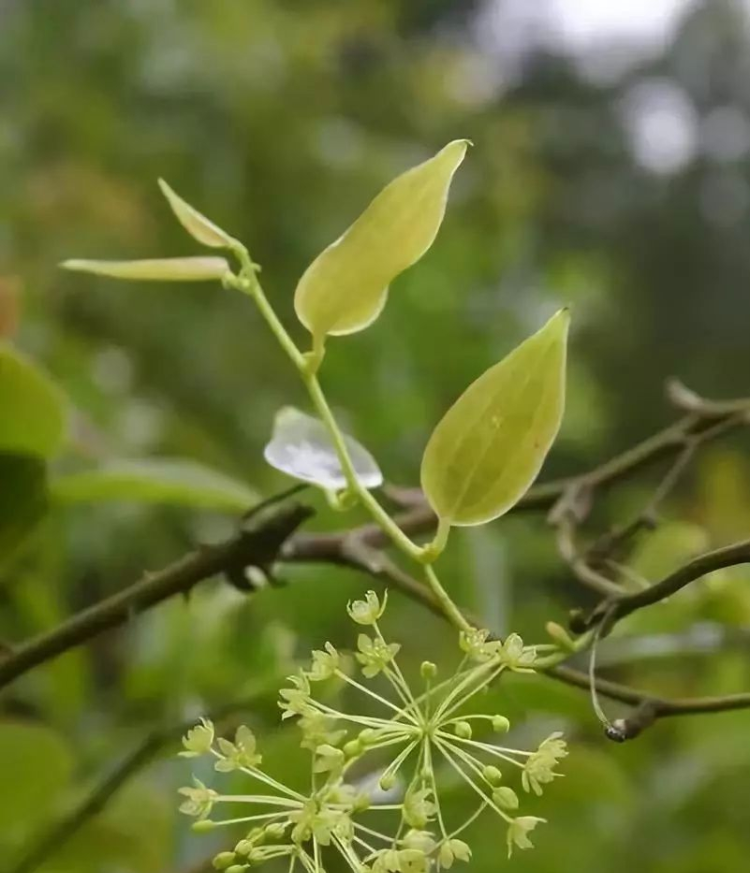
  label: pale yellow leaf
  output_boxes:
[61,257,230,282]
[420,309,569,526]
[294,139,469,343]
[158,179,236,249]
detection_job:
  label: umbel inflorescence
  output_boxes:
[178,592,567,872]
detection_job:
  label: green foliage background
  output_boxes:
[2,1,750,871]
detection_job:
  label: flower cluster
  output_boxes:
[178,592,567,871]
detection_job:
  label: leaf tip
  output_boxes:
[59,259,88,273]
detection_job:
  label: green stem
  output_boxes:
[424,564,472,633]
[226,248,470,624]
[301,355,425,562]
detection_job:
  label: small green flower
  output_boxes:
[313,743,345,775]
[355,633,401,678]
[403,830,437,854]
[306,641,340,682]
[180,718,214,757]
[215,725,262,772]
[522,732,567,795]
[497,633,536,673]
[278,671,313,719]
[178,778,218,819]
[398,849,430,873]
[506,816,546,857]
[458,627,498,662]
[347,589,388,625]
[403,787,437,829]
[438,838,471,869]
[298,711,347,751]
[372,848,429,873]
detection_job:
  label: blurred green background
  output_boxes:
[3,1,750,871]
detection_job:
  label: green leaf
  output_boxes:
[0,722,74,840]
[158,179,237,249]
[0,453,48,561]
[61,257,230,282]
[294,139,469,344]
[420,309,569,526]
[264,406,382,490]
[52,458,258,512]
[0,343,66,457]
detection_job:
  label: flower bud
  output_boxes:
[264,822,287,840]
[492,715,510,733]
[379,772,396,791]
[359,728,377,745]
[213,852,237,870]
[454,721,472,739]
[344,739,363,758]
[420,661,438,680]
[191,819,216,833]
[493,786,519,810]
[545,621,577,651]
[353,792,371,812]
[482,765,503,785]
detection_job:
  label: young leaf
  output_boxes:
[158,180,237,249]
[52,459,258,512]
[263,406,382,490]
[294,139,469,344]
[420,309,569,527]
[61,257,230,282]
[0,343,66,458]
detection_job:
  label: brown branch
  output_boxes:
[578,538,750,634]
[0,501,312,691]
[548,665,750,740]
